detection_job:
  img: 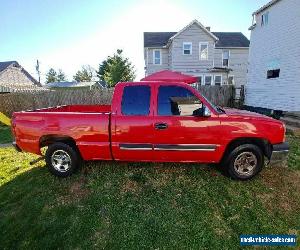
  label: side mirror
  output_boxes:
[193,106,211,117]
[203,106,211,117]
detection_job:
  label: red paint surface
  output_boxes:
[12,82,286,163]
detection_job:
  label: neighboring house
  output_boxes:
[0,61,46,93]
[46,81,106,90]
[144,20,250,87]
[246,0,300,112]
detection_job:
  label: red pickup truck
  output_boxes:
[11,81,289,180]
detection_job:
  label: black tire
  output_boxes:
[45,142,80,177]
[224,144,264,180]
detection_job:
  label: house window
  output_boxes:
[153,50,161,65]
[214,75,222,86]
[267,69,280,79]
[183,42,192,55]
[199,43,208,60]
[204,75,212,85]
[228,75,234,85]
[222,50,230,67]
[261,12,269,26]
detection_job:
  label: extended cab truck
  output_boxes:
[11,81,289,180]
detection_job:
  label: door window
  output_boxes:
[122,85,151,115]
[158,86,202,116]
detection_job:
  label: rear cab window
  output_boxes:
[121,85,151,115]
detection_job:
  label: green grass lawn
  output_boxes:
[0,136,299,249]
[0,123,12,144]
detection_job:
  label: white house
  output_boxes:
[144,20,250,87]
[246,0,300,112]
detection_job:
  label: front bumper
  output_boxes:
[12,141,22,152]
[269,142,289,164]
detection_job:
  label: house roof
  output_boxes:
[212,32,250,47]
[253,0,281,15]
[144,31,249,48]
[0,61,19,73]
[144,32,177,47]
[0,61,40,86]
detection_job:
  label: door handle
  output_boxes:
[155,123,168,130]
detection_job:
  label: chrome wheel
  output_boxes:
[233,151,257,177]
[51,150,72,173]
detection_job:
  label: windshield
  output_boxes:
[193,87,225,114]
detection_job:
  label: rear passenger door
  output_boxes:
[111,84,154,161]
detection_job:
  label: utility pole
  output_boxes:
[36,60,41,84]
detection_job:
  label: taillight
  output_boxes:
[11,114,17,139]
[11,114,16,127]
[283,123,286,142]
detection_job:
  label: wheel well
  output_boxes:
[39,135,77,149]
[222,137,272,162]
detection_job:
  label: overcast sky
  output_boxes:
[0,0,268,84]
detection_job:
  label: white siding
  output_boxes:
[229,49,249,87]
[246,0,300,111]
[171,23,215,74]
[214,48,249,87]
[145,48,169,75]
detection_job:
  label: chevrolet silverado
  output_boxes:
[11,81,289,180]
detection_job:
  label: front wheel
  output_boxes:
[45,142,80,177]
[224,144,264,180]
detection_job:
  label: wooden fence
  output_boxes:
[0,84,49,93]
[0,89,114,117]
[194,85,238,108]
[0,85,243,117]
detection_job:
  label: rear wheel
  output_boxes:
[224,144,264,180]
[45,142,80,177]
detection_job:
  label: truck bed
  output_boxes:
[12,105,112,160]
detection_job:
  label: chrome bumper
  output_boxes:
[12,141,22,152]
[269,142,289,164]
